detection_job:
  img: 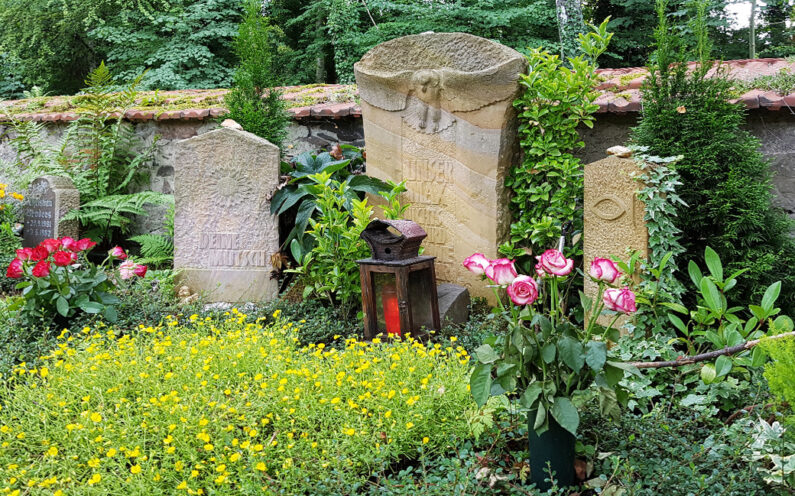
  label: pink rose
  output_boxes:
[603,287,637,314]
[76,238,97,252]
[109,246,127,260]
[32,260,51,278]
[31,246,49,261]
[119,260,136,280]
[60,237,77,251]
[535,263,546,278]
[463,253,490,275]
[133,264,147,278]
[485,258,517,286]
[589,257,621,284]
[15,248,33,261]
[536,249,574,277]
[52,251,73,267]
[6,259,23,279]
[507,275,539,306]
[40,238,61,254]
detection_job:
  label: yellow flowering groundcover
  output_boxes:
[0,311,472,495]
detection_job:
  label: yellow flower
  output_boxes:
[88,473,101,485]
[422,437,429,444]
[406,422,414,429]
[343,428,355,436]
[11,192,24,201]
[47,446,58,456]
[204,444,214,451]
[255,462,267,471]
[39,367,49,378]
[106,448,117,457]
[88,458,101,468]
[131,464,142,474]
[177,480,188,490]
[90,412,102,423]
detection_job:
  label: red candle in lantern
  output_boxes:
[382,283,401,336]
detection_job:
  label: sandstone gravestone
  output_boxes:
[584,152,648,321]
[354,33,526,300]
[23,175,79,248]
[173,127,280,302]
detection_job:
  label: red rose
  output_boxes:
[60,237,78,251]
[133,264,147,278]
[52,251,73,267]
[15,248,33,261]
[32,260,51,278]
[40,238,61,254]
[31,246,49,261]
[6,259,23,279]
[76,238,97,252]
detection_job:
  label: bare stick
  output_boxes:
[628,331,795,369]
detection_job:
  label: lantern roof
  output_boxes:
[360,219,427,261]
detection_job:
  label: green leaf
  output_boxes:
[558,336,584,373]
[541,342,556,364]
[700,278,723,314]
[475,344,500,364]
[668,313,688,335]
[470,363,493,408]
[715,355,732,377]
[80,301,104,314]
[751,346,767,367]
[520,383,543,409]
[704,246,723,282]
[700,363,717,384]
[56,296,69,317]
[533,405,547,432]
[550,397,579,436]
[103,306,118,323]
[585,341,607,371]
[688,260,703,288]
[761,281,781,312]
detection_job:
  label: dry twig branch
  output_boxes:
[628,330,795,369]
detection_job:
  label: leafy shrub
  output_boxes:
[0,313,472,493]
[224,0,290,147]
[0,183,24,293]
[631,0,795,313]
[762,334,795,408]
[500,20,611,271]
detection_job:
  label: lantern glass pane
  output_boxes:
[408,268,433,333]
[373,272,401,336]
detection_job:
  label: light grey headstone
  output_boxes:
[173,127,280,302]
[437,283,470,326]
[23,175,79,247]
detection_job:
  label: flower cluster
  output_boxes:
[6,237,96,279]
[0,313,471,493]
[0,182,24,204]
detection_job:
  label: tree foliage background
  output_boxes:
[0,0,792,98]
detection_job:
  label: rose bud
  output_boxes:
[589,257,621,284]
[60,237,78,251]
[109,246,127,260]
[602,287,637,314]
[6,259,23,279]
[76,238,98,252]
[463,253,490,276]
[485,258,518,286]
[133,264,148,278]
[535,249,574,277]
[31,260,51,278]
[52,251,74,267]
[507,275,539,306]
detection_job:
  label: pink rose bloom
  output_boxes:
[52,251,73,267]
[31,246,48,261]
[536,249,574,277]
[534,263,546,278]
[32,260,51,278]
[15,248,33,261]
[507,275,539,306]
[60,237,78,251]
[109,246,127,260]
[76,238,97,252]
[463,253,490,275]
[603,287,637,314]
[6,259,23,279]
[119,260,136,280]
[133,264,147,278]
[40,238,61,254]
[589,257,621,284]
[485,258,517,286]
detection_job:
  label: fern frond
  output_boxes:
[62,192,171,241]
[129,233,174,266]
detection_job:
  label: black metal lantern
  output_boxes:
[357,219,441,340]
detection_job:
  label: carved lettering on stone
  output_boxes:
[173,128,280,302]
[23,175,79,247]
[355,33,526,299]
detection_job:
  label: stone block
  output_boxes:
[437,283,470,326]
[173,127,280,302]
[354,32,526,300]
[23,175,79,247]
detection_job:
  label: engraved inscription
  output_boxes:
[590,194,628,221]
[201,232,269,268]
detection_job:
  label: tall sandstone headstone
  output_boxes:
[173,127,280,302]
[354,33,527,299]
[583,152,648,320]
[23,175,79,248]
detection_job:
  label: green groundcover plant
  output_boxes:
[0,312,472,494]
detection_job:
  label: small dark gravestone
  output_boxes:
[23,175,80,247]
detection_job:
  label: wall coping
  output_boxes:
[1,58,793,123]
